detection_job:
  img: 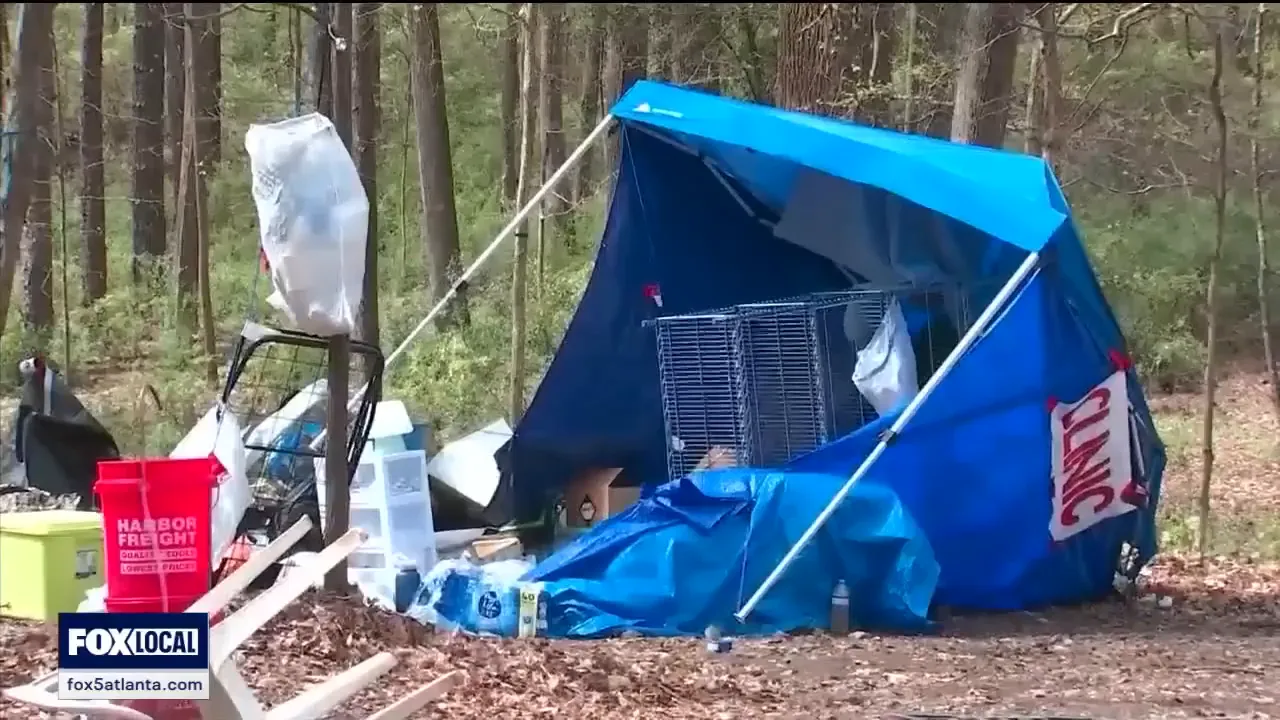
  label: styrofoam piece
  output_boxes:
[424,419,511,510]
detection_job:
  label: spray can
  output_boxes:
[830,579,850,635]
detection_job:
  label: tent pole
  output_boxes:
[306,113,617,451]
[733,250,1043,623]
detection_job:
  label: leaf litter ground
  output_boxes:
[2,376,1279,719]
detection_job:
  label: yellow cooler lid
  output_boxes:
[0,510,103,536]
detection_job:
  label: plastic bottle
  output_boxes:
[830,579,850,635]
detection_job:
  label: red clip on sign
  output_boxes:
[643,283,663,309]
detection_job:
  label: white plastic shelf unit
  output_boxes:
[316,449,437,581]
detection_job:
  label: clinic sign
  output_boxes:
[1049,369,1139,542]
[58,612,210,700]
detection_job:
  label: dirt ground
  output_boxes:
[1,376,1278,719]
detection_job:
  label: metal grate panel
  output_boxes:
[652,284,972,480]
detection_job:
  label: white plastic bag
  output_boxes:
[245,113,368,336]
[852,300,919,416]
[170,406,251,562]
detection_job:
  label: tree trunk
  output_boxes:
[604,4,647,177]
[510,2,537,424]
[500,2,519,207]
[1025,3,1063,166]
[305,1,332,112]
[354,2,380,346]
[107,3,122,34]
[672,4,721,91]
[81,3,108,305]
[573,3,604,203]
[188,3,219,171]
[0,5,8,121]
[208,3,221,164]
[859,4,898,126]
[20,12,55,338]
[650,4,672,79]
[774,4,844,114]
[164,2,185,203]
[174,5,201,333]
[950,2,1020,148]
[538,1,567,267]
[0,5,55,347]
[1198,21,1229,560]
[331,3,353,151]
[1251,4,1280,421]
[131,2,167,283]
[735,9,768,103]
[918,3,963,138]
[411,3,466,327]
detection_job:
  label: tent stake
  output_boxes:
[734,250,1043,623]
[306,113,617,451]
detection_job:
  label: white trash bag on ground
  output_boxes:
[852,299,919,416]
[245,113,368,336]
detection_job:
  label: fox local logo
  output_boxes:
[66,627,201,657]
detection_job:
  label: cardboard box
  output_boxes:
[563,467,641,528]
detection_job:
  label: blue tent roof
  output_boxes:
[503,81,1166,612]
[610,81,1068,253]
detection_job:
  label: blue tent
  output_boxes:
[502,81,1165,611]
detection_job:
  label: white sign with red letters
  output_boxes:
[1049,370,1138,542]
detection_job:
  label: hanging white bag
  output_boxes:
[245,113,368,336]
[852,299,920,416]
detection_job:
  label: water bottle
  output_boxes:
[830,579,850,635]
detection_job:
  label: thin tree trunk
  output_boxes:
[189,3,219,170]
[164,2,185,203]
[604,4,647,172]
[331,3,353,151]
[1198,22,1229,560]
[1251,3,1280,419]
[574,3,604,204]
[208,3,221,164]
[20,13,55,338]
[354,3,380,346]
[510,2,536,424]
[0,5,55,347]
[411,3,466,326]
[131,2,167,283]
[672,3,721,91]
[500,2,519,207]
[174,6,201,333]
[902,3,918,130]
[81,3,108,305]
[538,2,566,274]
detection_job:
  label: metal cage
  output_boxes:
[652,285,971,481]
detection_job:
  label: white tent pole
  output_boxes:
[307,113,618,451]
[734,250,1043,623]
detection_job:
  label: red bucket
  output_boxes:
[95,457,218,605]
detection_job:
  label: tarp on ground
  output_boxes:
[523,468,939,638]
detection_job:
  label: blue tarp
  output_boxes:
[503,81,1166,612]
[525,469,938,637]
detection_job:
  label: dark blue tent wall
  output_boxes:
[504,127,851,511]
